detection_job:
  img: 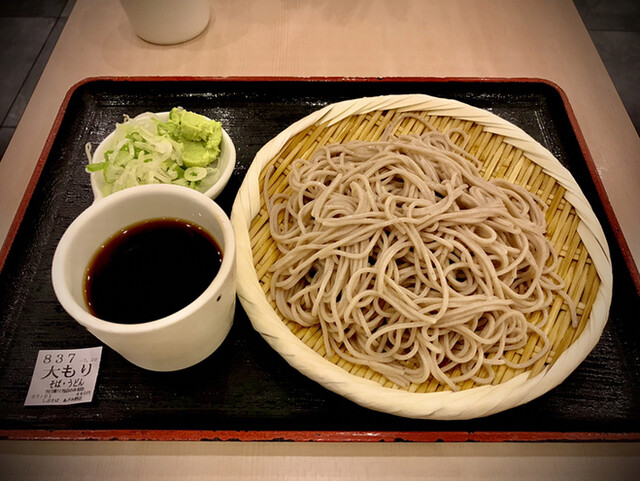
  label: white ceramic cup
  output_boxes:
[119,0,211,45]
[52,184,236,371]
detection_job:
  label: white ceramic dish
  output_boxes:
[52,184,236,371]
[89,111,236,202]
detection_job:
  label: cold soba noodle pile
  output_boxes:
[264,114,576,391]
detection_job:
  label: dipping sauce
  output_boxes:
[83,218,222,324]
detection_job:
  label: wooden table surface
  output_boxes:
[1,0,639,478]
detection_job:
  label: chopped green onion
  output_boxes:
[85,108,224,196]
[184,166,207,181]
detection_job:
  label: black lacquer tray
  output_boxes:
[0,77,638,442]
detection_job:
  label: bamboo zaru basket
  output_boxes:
[231,95,612,420]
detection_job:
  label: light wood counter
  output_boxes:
[2,441,639,480]
[1,0,639,478]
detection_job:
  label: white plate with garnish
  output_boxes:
[87,108,236,201]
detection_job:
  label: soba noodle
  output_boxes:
[264,115,576,390]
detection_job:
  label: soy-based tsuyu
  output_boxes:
[83,218,222,324]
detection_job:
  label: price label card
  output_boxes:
[24,347,102,406]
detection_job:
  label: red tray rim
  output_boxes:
[1,75,638,443]
[1,429,639,442]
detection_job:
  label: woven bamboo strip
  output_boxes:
[469,130,493,161]
[557,216,582,273]
[467,122,485,144]
[552,263,593,356]
[330,115,362,144]
[505,150,525,183]
[255,243,281,281]
[572,263,599,342]
[528,164,546,197]
[249,108,601,393]
[480,137,507,179]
